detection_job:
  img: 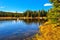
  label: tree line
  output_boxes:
[0,10,47,17]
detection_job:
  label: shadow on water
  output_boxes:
[0,19,47,40]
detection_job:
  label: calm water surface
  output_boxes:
[0,20,41,40]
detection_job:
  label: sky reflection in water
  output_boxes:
[0,20,40,40]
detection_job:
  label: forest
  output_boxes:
[0,10,47,17]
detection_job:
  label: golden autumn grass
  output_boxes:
[32,21,60,40]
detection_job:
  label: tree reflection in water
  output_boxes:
[22,19,47,25]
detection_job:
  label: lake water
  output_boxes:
[0,20,41,40]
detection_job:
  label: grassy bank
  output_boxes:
[32,21,60,40]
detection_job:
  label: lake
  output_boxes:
[0,19,42,40]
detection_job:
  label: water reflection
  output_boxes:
[0,19,46,40]
[22,19,47,25]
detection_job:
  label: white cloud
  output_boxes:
[18,12,23,13]
[5,11,23,13]
[0,6,5,8]
[44,3,52,6]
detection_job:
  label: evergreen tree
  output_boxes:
[47,0,60,23]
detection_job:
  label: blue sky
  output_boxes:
[0,0,52,13]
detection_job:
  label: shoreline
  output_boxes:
[0,17,47,20]
[32,21,60,40]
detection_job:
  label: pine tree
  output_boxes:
[47,0,60,24]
